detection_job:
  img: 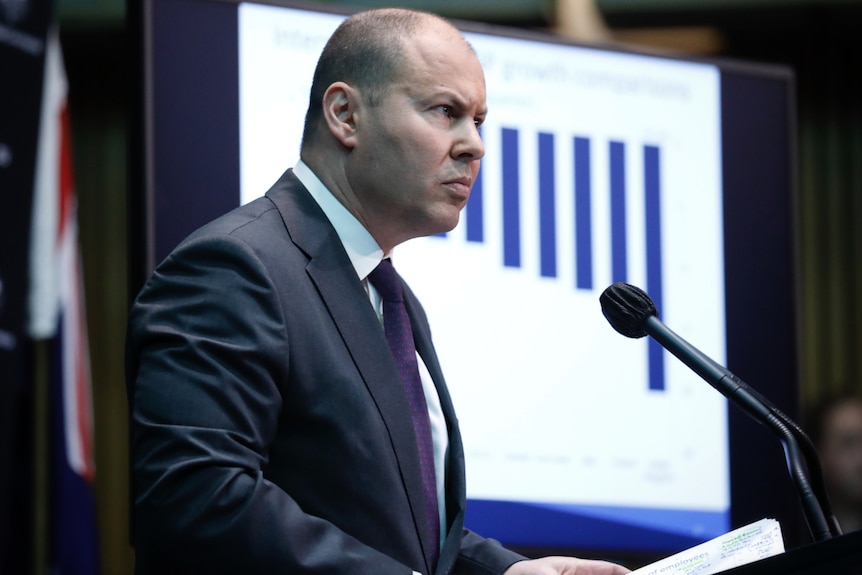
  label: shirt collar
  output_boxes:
[294,160,387,281]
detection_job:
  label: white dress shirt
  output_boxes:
[293,161,448,569]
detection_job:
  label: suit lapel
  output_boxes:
[404,286,468,575]
[404,287,466,511]
[265,170,437,572]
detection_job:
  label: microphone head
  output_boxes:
[599,282,658,339]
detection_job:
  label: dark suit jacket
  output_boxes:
[126,170,525,575]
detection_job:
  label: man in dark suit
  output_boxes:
[126,8,629,575]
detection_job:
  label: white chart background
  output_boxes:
[238,4,729,519]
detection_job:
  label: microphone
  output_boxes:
[599,282,840,542]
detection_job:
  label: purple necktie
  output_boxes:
[368,258,440,570]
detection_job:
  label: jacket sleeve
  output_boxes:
[455,529,526,575]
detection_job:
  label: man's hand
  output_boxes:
[503,556,631,575]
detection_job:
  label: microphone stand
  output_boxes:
[644,315,840,542]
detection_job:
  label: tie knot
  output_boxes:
[368,258,404,303]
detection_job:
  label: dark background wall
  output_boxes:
[57,0,861,573]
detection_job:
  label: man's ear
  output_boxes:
[322,81,360,149]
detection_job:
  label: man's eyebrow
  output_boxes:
[453,96,488,119]
[433,86,485,110]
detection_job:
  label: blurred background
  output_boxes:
[9,0,862,573]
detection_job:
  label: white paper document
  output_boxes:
[630,518,785,575]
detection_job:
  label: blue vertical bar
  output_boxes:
[539,132,557,278]
[574,137,593,290]
[610,141,627,283]
[645,144,665,391]
[466,127,484,243]
[502,128,521,268]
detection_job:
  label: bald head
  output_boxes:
[300,8,472,148]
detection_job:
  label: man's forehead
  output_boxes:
[400,30,483,79]
[394,67,486,111]
[385,20,486,105]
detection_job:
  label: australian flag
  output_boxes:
[27,22,99,575]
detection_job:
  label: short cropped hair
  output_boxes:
[300,9,437,147]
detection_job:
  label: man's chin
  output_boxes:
[434,213,461,236]
[409,207,463,240]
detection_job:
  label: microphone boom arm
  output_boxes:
[644,314,838,541]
